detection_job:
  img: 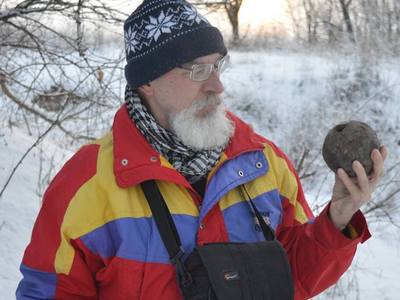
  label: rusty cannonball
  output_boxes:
[322,121,380,177]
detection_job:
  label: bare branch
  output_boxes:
[0,121,57,200]
[0,72,95,140]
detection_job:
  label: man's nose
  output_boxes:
[201,70,224,95]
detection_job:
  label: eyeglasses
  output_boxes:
[179,54,230,82]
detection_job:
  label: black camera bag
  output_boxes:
[141,180,294,300]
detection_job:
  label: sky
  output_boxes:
[2,0,293,41]
[111,0,291,35]
[3,0,291,27]
[240,0,290,27]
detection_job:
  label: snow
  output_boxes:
[1,49,399,299]
[308,189,400,299]
[349,226,400,299]
[0,126,73,299]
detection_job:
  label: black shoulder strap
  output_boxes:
[140,180,184,262]
[141,180,192,286]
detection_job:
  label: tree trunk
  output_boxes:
[286,0,302,41]
[302,0,316,44]
[338,0,356,42]
[224,0,242,44]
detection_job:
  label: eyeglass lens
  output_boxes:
[191,55,229,81]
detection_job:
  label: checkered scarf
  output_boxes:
[125,85,223,183]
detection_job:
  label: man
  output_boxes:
[16,0,387,299]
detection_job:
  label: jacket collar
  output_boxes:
[112,105,265,188]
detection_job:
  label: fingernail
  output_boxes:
[372,149,380,158]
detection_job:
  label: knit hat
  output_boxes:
[124,0,227,89]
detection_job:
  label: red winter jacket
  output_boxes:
[17,105,370,299]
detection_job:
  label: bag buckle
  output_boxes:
[170,247,193,287]
[170,246,185,264]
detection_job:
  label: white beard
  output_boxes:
[169,94,235,151]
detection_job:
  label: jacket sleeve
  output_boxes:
[270,143,371,300]
[16,145,100,299]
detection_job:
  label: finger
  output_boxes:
[352,160,369,193]
[337,168,360,196]
[371,148,384,177]
[379,144,388,161]
[369,147,386,186]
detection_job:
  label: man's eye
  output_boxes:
[192,65,212,80]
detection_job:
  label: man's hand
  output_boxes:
[329,145,388,230]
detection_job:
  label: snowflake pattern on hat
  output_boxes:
[124,27,139,54]
[124,3,210,56]
[145,11,177,42]
[181,4,207,24]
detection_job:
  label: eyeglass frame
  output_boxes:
[178,54,230,82]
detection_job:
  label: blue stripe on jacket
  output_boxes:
[80,215,198,264]
[222,190,283,242]
[201,151,268,222]
[16,264,57,299]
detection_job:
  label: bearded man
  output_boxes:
[16,1,387,299]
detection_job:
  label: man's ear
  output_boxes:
[137,82,153,97]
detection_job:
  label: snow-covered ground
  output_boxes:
[0,126,73,300]
[0,50,399,299]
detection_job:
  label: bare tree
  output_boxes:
[0,0,129,198]
[303,0,319,43]
[223,0,243,44]
[191,0,244,44]
[320,0,338,44]
[337,0,356,42]
[0,0,127,142]
[286,0,400,50]
[286,0,303,40]
[395,1,400,39]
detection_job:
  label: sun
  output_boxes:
[239,0,289,27]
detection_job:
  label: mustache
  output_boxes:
[194,94,223,110]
